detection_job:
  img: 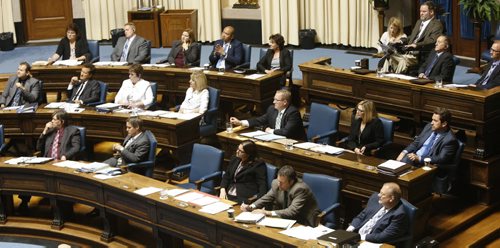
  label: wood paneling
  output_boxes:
[23,0,73,40]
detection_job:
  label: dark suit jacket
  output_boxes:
[257,48,292,85]
[408,19,443,52]
[418,50,455,82]
[0,76,41,106]
[220,156,267,204]
[111,35,150,64]
[104,132,150,167]
[67,79,100,105]
[161,40,200,66]
[56,37,90,62]
[248,105,306,141]
[475,61,500,89]
[36,125,81,160]
[404,123,458,165]
[208,39,243,69]
[253,178,320,227]
[346,117,385,155]
[350,193,408,245]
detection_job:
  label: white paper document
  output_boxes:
[310,145,344,155]
[378,160,406,170]
[165,188,189,197]
[174,191,204,202]
[234,212,265,224]
[199,202,232,214]
[240,130,268,138]
[244,74,266,79]
[280,224,333,240]
[2,106,21,111]
[53,60,83,66]
[53,160,87,169]
[134,187,162,196]
[32,61,49,66]
[293,142,320,150]
[254,133,286,141]
[358,241,383,248]
[384,73,417,81]
[189,196,219,206]
[93,61,128,66]
[5,157,53,165]
[93,174,120,180]
[96,103,121,109]
[444,83,469,88]
[78,162,110,173]
[137,110,170,117]
[142,63,170,68]
[258,217,296,229]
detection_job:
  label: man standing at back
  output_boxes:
[0,62,41,108]
[111,22,150,64]
[209,26,243,70]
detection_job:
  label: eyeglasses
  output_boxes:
[274,98,285,102]
[491,48,500,53]
[357,108,365,113]
[237,149,245,153]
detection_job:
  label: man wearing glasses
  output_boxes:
[66,63,100,105]
[470,41,500,89]
[230,89,306,140]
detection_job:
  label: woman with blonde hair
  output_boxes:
[346,100,385,155]
[179,70,209,114]
[378,17,408,73]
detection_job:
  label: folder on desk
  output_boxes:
[234,212,265,224]
[317,230,360,248]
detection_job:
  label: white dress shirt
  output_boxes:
[114,78,154,108]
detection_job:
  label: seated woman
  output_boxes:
[48,23,90,63]
[115,64,154,109]
[178,70,209,114]
[257,33,292,85]
[158,28,200,67]
[219,140,267,204]
[378,17,408,73]
[345,100,385,155]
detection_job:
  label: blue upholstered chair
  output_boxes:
[127,130,157,178]
[37,80,47,104]
[305,102,340,145]
[239,43,252,69]
[371,117,394,157]
[72,126,87,160]
[265,163,277,191]
[302,173,341,228]
[450,56,461,82]
[144,82,157,110]
[481,24,500,62]
[0,124,6,154]
[433,139,465,195]
[87,81,108,107]
[142,40,152,64]
[199,45,212,68]
[199,87,220,137]
[167,144,224,194]
[87,40,100,63]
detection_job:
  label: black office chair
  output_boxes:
[73,126,86,160]
[433,139,465,195]
[199,87,220,137]
[87,81,108,107]
[0,124,6,154]
[142,40,152,64]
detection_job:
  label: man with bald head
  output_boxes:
[347,182,408,246]
[417,35,455,82]
[209,26,244,70]
[470,41,500,89]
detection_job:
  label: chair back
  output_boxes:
[127,130,157,177]
[265,163,277,191]
[37,80,47,104]
[87,40,100,63]
[189,144,224,190]
[144,82,157,109]
[450,56,460,82]
[379,117,394,145]
[199,45,212,67]
[87,81,108,106]
[240,43,251,68]
[199,87,220,137]
[0,124,5,153]
[143,40,152,64]
[433,139,465,194]
[303,173,341,227]
[72,126,86,158]
[307,102,340,145]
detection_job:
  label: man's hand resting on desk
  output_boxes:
[229,117,242,126]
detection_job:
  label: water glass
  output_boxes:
[159,189,169,200]
[434,79,443,88]
[284,141,294,151]
[424,158,431,167]
[376,69,383,78]
[218,67,225,73]
[226,122,233,133]
[227,208,235,219]
[203,63,210,70]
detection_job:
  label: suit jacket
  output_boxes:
[56,37,90,62]
[67,79,100,105]
[121,132,150,164]
[475,61,500,89]
[407,19,443,52]
[208,39,243,69]
[111,35,150,64]
[350,193,408,245]
[36,125,81,160]
[418,50,455,82]
[346,117,385,155]
[257,48,292,85]
[161,40,200,66]
[253,178,320,227]
[404,123,458,165]
[220,156,267,204]
[248,105,307,141]
[0,76,41,106]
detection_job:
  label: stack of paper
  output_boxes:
[137,110,170,117]
[258,217,296,229]
[142,64,170,68]
[240,130,268,138]
[377,160,411,176]
[234,212,265,224]
[77,162,110,173]
[134,187,162,196]
[53,160,87,169]
[199,202,232,214]
[174,191,204,202]
[5,157,53,165]
[279,224,333,240]
[293,142,344,155]
[253,133,286,141]
[244,74,266,80]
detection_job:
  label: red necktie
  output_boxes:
[50,128,63,159]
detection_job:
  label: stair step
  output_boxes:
[485,237,500,248]
[440,211,500,248]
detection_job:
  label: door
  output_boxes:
[22,0,73,41]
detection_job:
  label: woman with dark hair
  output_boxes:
[219,140,267,204]
[257,33,292,85]
[48,23,90,63]
[346,100,385,155]
[159,28,200,67]
[115,64,154,109]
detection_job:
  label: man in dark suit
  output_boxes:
[0,62,41,107]
[241,165,320,227]
[470,41,500,89]
[418,35,455,82]
[37,109,81,160]
[397,107,458,166]
[66,63,100,105]
[111,22,150,64]
[230,89,307,141]
[209,26,244,70]
[103,117,150,168]
[346,183,408,245]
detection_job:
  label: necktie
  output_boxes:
[283,191,289,207]
[72,82,86,101]
[359,207,387,236]
[124,136,134,148]
[11,87,22,106]
[50,129,64,159]
[275,112,283,130]
[480,62,499,86]
[424,54,439,77]
[414,22,424,43]
[216,43,229,68]
[121,39,130,62]
[416,132,437,159]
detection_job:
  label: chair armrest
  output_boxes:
[89,56,100,64]
[335,136,348,147]
[316,202,340,226]
[166,164,191,183]
[0,144,6,154]
[33,151,42,157]
[194,171,222,190]
[311,130,338,143]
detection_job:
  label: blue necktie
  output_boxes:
[480,62,499,86]
[216,43,229,68]
[417,132,437,159]
[424,54,439,77]
[11,88,22,106]
[120,39,130,62]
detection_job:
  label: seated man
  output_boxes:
[67,63,100,105]
[230,89,306,141]
[240,165,320,227]
[111,22,150,64]
[37,109,81,160]
[209,26,243,70]
[103,117,150,170]
[346,183,408,246]
[0,62,41,107]
[417,35,455,83]
[470,41,500,89]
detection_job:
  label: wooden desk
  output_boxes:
[217,128,435,240]
[0,158,321,247]
[30,66,282,114]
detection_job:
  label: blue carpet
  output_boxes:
[0,44,480,84]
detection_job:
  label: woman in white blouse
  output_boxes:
[115,64,154,109]
[179,70,209,114]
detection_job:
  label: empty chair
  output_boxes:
[433,139,465,194]
[265,163,277,191]
[127,130,157,177]
[238,43,252,69]
[142,40,152,64]
[144,82,157,110]
[449,56,460,82]
[306,102,340,145]
[74,126,86,159]
[371,117,394,157]
[166,144,224,194]
[199,86,220,137]
[0,124,5,154]
[87,40,100,63]
[87,81,108,107]
[199,44,212,68]
[302,173,341,228]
